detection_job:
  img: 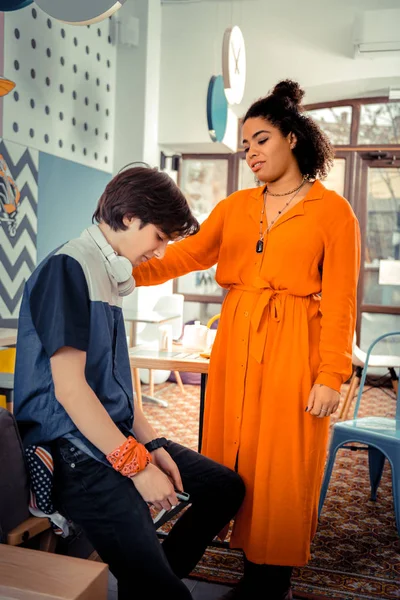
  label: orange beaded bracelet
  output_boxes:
[106,436,151,477]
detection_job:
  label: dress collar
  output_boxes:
[248,180,325,227]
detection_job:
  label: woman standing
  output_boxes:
[133,80,360,599]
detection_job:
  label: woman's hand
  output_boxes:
[130,463,179,511]
[151,447,183,492]
[306,384,340,418]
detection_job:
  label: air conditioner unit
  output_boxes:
[354,9,400,57]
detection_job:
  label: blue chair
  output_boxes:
[318,331,400,536]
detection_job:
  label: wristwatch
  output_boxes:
[144,437,168,452]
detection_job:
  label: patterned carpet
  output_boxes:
[142,379,400,600]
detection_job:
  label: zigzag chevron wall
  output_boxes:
[0,139,38,327]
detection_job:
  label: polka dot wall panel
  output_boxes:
[3,6,116,173]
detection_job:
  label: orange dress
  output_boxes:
[133,180,360,566]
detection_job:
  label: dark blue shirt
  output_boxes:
[14,231,134,463]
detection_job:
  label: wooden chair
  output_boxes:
[0,407,57,552]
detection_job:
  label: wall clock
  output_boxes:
[222,25,246,105]
[206,75,228,142]
[34,0,127,25]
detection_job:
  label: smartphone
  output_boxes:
[153,490,191,528]
[176,491,190,503]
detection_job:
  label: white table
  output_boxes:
[123,311,181,406]
[129,344,209,450]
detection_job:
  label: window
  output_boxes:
[320,157,346,196]
[179,158,228,224]
[363,166,400,307]
[359,102,400,145]
[176,156,229,302]
[306,106,352,145]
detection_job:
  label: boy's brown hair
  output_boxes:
[93,165,199,239]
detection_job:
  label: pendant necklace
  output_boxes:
[256,177,307,254]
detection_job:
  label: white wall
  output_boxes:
[113,0,172,317]
[113,0,162,172]
[159,0,400,151]
[142,1,162,167]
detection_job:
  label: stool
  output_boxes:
[0,372,14,411]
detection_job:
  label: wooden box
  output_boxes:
[0,544,108,599]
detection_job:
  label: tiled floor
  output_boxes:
[107,572,232,599]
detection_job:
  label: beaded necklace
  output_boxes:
[256,177,307,253]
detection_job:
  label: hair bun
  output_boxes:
[272,80,304,107]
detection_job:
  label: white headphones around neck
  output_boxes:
[86,224,135,297]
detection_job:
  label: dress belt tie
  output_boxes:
[230,284,288,363]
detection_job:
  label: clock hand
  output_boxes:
[231,41,241,74]
[235,47,241,74]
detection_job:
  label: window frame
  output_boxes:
[305,97,400,149]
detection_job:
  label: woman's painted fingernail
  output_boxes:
[305,407,309,412]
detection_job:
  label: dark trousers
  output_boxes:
[53,439,245,600]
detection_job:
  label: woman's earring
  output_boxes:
[254,175,261,186]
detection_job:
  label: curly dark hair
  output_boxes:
[243,80,334,180]
[93,165,199,239]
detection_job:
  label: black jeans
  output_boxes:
[52,439,245,600]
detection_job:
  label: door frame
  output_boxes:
[353,154,400,339]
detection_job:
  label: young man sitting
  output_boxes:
[14,166,245,600]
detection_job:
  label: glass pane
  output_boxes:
[307,106,352,145]
[177,159,227,301]
[321,157,346,196]
[179,159,228,223]
[359,102,400,145]
[238,157,259,190]
[363,167,400,306]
